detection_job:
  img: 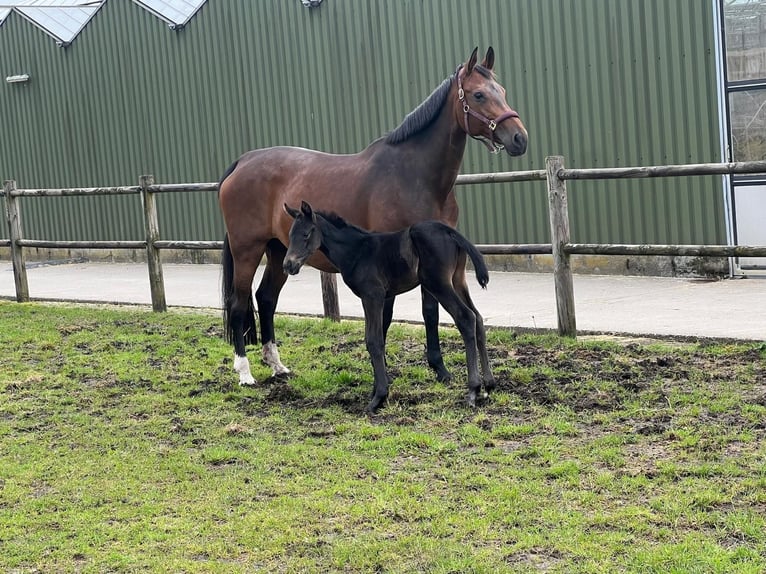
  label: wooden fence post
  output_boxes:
[140,175,167,312]
[546,156,577,337]
[3,180,30,302]
[320,271,341,322]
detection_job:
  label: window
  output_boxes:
[725,0,766,161]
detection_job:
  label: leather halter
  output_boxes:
[457,67,520,153]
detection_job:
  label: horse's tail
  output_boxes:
[221,232,236,343]
[221,233,259,345]
[449,228,490,289]
[218,158,239,195]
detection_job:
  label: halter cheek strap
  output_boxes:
[457,71,520,153]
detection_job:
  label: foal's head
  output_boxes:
[283,201,322,276]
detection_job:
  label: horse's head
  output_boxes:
[283,201,322,276]
[457,47,528,156]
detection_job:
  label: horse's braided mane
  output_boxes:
[384,64,495,145]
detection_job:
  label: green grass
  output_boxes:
[1,301,765,573]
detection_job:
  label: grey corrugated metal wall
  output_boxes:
[0,0,722,245]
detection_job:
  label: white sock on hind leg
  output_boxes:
[234,354,256,386]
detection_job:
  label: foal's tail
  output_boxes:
[449,229,490,289]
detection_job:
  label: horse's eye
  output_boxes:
[474,91,484,101]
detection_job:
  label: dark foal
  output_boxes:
[283,201,495,412]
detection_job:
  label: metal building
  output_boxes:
[0,1,759,274]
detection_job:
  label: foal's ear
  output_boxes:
[465,46,479,76]
[300,200,314,217]
[283,203,300,219]
[481,46,495,71]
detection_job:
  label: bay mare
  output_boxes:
[283,201,495,412]
[219,47,528,387]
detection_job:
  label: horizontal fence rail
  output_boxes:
[3,156,766,337]
[565,244,766,257]
[558,160,766,180]
[8,186,142,197]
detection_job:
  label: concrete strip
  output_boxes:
[1,262,764,340]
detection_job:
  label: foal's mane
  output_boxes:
[384,64,495,145]
[316,210,366,234]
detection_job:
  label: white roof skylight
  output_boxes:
[2,0,103,45]
[0,0,207,44]
[131,0,206,29]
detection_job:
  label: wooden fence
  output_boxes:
[4,156,766,337]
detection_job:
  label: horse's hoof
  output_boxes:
[274,370,295,380]
[484,377,497,393]
[466,390,479,408]
[238,375,256,386]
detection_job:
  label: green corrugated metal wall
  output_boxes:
[0,0,723,245]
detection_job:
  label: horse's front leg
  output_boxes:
[422,288,452,382]
[363,297,390,413]
[255,241,291,377]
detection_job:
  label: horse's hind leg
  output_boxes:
[226,244,263,386]
[422,288,452,382]
[256,239,291,376]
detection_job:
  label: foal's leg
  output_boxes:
[382,297,395,385]
[453,269,495,392]
[422,288,452,382]
[255,240,291,377]
[363,297,390,413]
[426,283,482,407]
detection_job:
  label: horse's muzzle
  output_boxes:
[500,129,528,157]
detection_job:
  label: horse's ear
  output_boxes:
[284,203,299,219]
[482,46,495,70]
[465,47,479,76]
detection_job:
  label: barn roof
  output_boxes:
[0,0,207,45]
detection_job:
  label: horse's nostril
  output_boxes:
[514,132,528,153]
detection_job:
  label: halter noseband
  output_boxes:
[457,68,520,154]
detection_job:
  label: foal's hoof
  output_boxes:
[432,365,453,383]
[366,395,388,413]
[484,377,497,393]
[466,391,478,408]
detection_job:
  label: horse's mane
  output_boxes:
[384,64,495,145]
[384,70,457,145]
